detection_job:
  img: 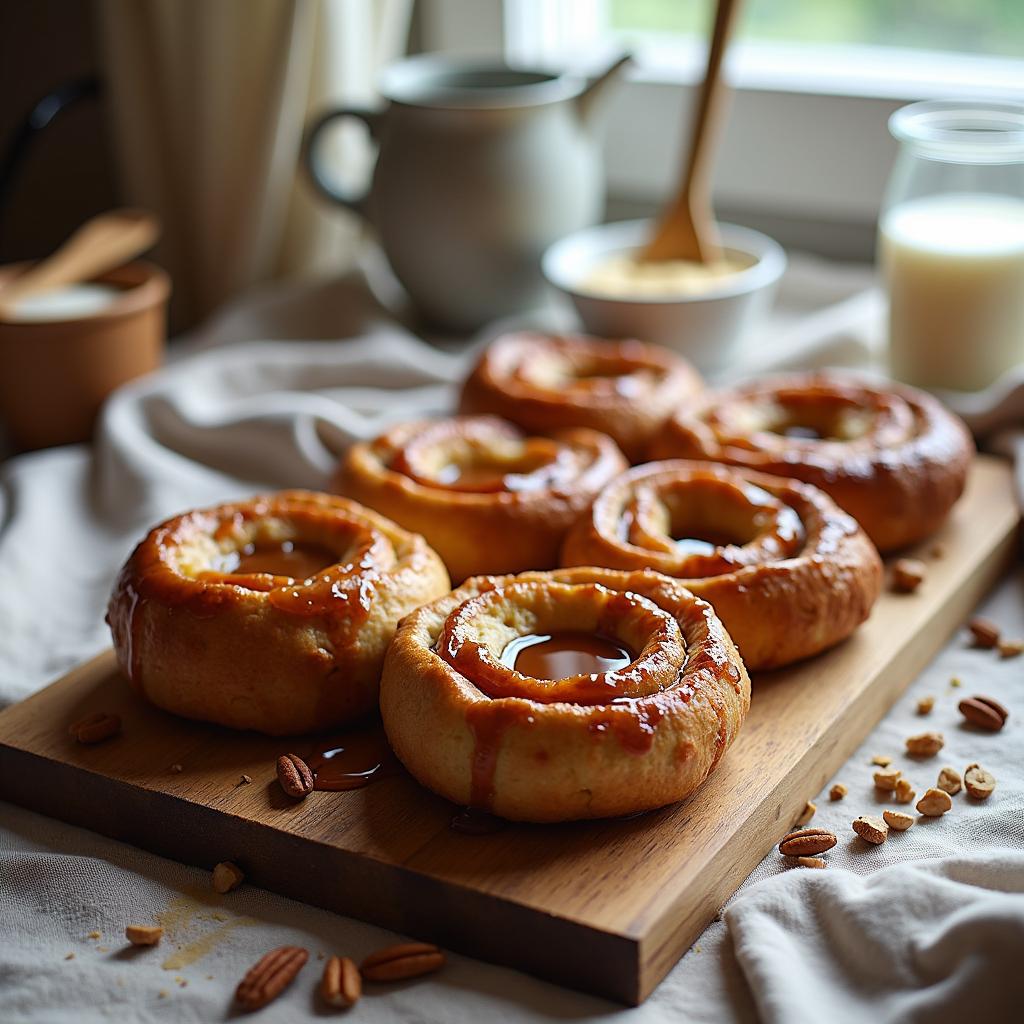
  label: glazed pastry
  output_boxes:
[562,461,882,669]
[648,371,973,552]
[459,331,703,461]
[334,416,627,582]
[107,491,449,735]
[380,567,750,822]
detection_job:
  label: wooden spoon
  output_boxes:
[0,208,160,314]
[641,0,743,264]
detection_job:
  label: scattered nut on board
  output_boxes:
[361,943,445,983]
[321,955,361,1009]
[871,754,893,767]
[239,774,252,785]
[968,617,1001,649]
[894,778,916,804]
[276,753,315,799]
[68,712,121,745]
[958,695,1009,732]
[778,828,837,857]
[891,559,926,593]
[916,787,953,816]
[906,731,944,757]
[882,810,914,831]
[125,924,163,947]
[829,783,848,801]
[950,676,962,688]
[236,946,308,1012]
[212,861,244,894]
[916,696,935,715]
[998,639,1024,659]
[964,763,996,800]
[853,815,889,845]
[936,766,962,795]
[169,764,183,774]
[796,856,826,869]
[795,801,816,827]
[873,767,902,791]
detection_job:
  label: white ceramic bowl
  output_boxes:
[541,218,787,374]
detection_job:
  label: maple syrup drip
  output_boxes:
[223,539,337,580]
[503,631,634,681]
[449,808,505,835]
[306,728,398,791]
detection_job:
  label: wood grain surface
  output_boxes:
[0,455,1018,1004]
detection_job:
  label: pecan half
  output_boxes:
[778,828,837,857]
[321,955,361,1008]
[853,815,888,844]
[964,763,996,800]
[968,617,1000,649]
[68,711,121,745]
[236,946,308,1011]
[361,943,445,982]
[277,753,314,799]
[958,695,1009,732]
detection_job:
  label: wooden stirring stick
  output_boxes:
[0,208,160,314]
[642,0,743,264]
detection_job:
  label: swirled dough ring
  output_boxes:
[380,568,750,822]
[562,461,883,669]
[459,331,703,462]
[107,491,449,735]
[648,371,973,552]
[334,416,627,582]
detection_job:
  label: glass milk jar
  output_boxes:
[879,100,1024,391]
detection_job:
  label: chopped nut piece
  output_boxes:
[894,778,916,804]
[796,856,826,869]
[87,931,101,940]
[829,783,848,801]
[65,952,75,960]
[936,766,962,795]
[778,828,837,857]
[906,731,944,757]
[998,638,1024,659]
[916,696,935,715]
[891,558,926,593]
[871,755,893,767]
[125,924,163,947]
[916,787,953,816]
[950,676,962,688]
[964,763,996,800]
[968,617,1000,649]
[930,543,945,558]
[169,764,183,774]
[958,695,1009,732]
[873,766,902,791]
[795,800,816,827]
[882,809,914,831]
[853,815,889,844]
[239,774,252,785]
[212,861,244,894]
[321,955,361,1009]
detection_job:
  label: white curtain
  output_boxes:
[96,0,412,327]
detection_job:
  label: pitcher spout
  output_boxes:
[575,53,633,132]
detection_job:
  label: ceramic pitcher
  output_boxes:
[303,54,630,331]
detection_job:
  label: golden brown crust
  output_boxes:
[562,461,883,669]
[333,416,627,582]
[459,332,703,462]
[648,371,974,552]
[107,490,449,734]
[380,567,750,822]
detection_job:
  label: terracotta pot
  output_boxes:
[0,260,169,451]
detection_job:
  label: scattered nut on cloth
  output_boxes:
[1,260,1022,1023]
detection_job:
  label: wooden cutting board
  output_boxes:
[0,455,1017,1004]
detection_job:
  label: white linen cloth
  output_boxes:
[1,256,1022,1023]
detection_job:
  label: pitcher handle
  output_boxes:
[302,106,384,217]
